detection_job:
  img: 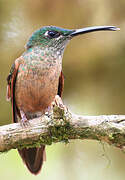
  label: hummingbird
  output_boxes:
[6,25,119,175]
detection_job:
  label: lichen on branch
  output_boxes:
[0,102,125,152]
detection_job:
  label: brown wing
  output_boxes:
[6,58,21,123]
[7,58,46,175]
[58,71,64,97]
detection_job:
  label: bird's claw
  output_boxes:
[20,118,30,128]
[45,106,53,117]
[52,95,68,111]
[20,110,30,128]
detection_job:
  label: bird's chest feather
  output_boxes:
[15,56,62,113]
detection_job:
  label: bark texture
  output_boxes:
[0,104,125,152]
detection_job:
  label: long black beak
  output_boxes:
[71,26,120,37]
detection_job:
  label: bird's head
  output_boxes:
[26,25,119,54]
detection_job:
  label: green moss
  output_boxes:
[109,133,114,140]
[111,133,125,144]
[48,123,71,144]
[4,104,125,152]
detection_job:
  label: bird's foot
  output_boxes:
[20,110,30,128]
[45,106,53,116]
[51,95,69,126]
[52,95,67,111]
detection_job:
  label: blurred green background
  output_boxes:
[0,0,125,179]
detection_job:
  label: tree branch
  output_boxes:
[0,103,125,152]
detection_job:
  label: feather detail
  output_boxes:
[6,85,11,101]
[6,58,22,123]
[58,71,64,97]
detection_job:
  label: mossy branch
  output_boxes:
[0,103,125,152]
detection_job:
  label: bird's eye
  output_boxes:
[46,31,60,38]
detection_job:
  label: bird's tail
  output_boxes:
[18,145,46,175]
